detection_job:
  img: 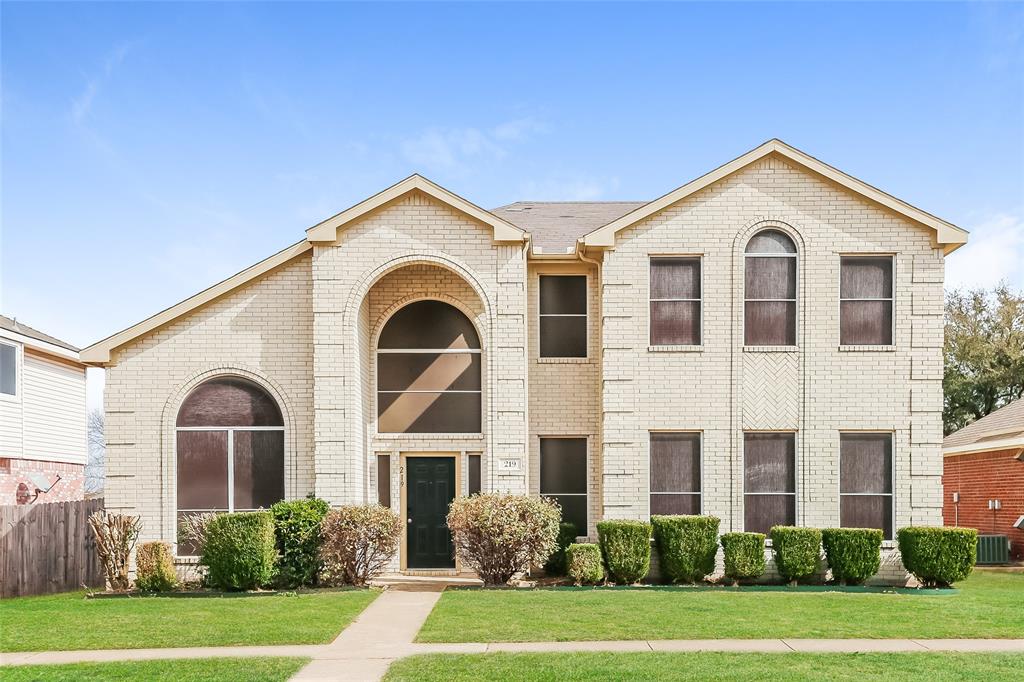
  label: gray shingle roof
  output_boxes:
[943,398,1024,449]
[0,315,79,352]
[491,201,647,253]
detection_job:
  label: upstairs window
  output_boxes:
[377,300,482,434]
[650,432,702,514]
[840,257,894,345]
[744,230,797,346]
[840,433,893,539]
[539,275,587,358]
[744,432,796,534]
[650,258,702,346]
[0,342,15,396]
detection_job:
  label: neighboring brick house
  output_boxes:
[82,140,968,579]
[943,399,1024,561]
[0,316,88,505]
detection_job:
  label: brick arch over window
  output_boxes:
[160,366,296,550]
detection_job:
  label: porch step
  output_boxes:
[369,573,482,591]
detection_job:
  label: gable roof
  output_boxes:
[492,202,646,253]
[306,174,527,244]
[581,139,969,254]
[943,398,1024,455]
[81,240,311,364]
[0,315,79,353]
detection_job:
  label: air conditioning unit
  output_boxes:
[977,535,1010,565]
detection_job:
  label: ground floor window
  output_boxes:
[176,377,285,554]
[744,432,796,534]
[840,432,894,539]
[540,437,587,533]
[649,432,701,514]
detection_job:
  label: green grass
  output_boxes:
[417,572,1024,642]
[384,652,1024,681]
[0,657,309,681]
[0,590,377,652]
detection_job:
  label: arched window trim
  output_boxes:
[374,298,483,435]
[743,229,799,346]
[175,376,286,555]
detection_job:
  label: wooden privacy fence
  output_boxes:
[1,498,105,598]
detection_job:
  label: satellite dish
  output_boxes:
[26,472,60,493]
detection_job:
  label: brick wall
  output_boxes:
[0,458,84,505]
[943,449,1024,560]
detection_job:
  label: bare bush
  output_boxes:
[89,510,141,591]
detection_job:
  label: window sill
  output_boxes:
[743,345,799,353]
[537,357,591,364]
[374,433,485,441]
[838,345,896,352]
[648,345,703,353]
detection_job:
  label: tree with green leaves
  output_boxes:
[943,284,1024,434]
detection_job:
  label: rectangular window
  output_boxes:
[650,432,701,514]
[0,343,15,396]
[840,433,894,539]
[377,454,391,507]
[539,275,587,358]
[744,432,796,534]
[650,258,701,346]
[468,454,481,495]
[540,437,587,533]
[745,254,797,345]
[840,257,894,345]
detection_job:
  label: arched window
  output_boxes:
[744,229,797,346]
[176,377,284,553]
[377,300,481,434]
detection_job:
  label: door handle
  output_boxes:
[408,518,413,524]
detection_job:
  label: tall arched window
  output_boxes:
[744,229,797,346]
[377,300,481,434]
[176,377,284,553]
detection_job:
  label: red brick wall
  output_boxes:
[0,458,85,506]
[942,448,1024,561]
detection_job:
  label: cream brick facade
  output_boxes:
[90,143,958,580]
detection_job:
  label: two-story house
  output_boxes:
[82,140,967,578]
[1,315,88,504]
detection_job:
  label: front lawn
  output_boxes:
[1,657,309,682]
[417,572,1024,642]
[0,590,377,652]
[385,652,1024,681]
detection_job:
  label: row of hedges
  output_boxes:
[168,500,402,591]
[561,516,977,588]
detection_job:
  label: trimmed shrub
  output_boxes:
[597,520,651,584]
[770,526,822,585]
[897,526,977,588]
[201,512,277,590]
[821,528,883,585]
[651,515,720,584]
[720,532,766,584]
[271,498,330,588]
[543,522,579,576]
[135,542,178,592]
[448,494,560,586]
[566,543,604,586]
[320,505,401,586]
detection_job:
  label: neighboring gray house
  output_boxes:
[82,140,967,576]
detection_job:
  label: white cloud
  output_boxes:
[70,41,134,125]
[400,117,547,173]
[946,212,1024,291]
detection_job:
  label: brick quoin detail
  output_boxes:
[943,449,1024,560]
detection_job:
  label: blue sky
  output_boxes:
[2,1,1023,353]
